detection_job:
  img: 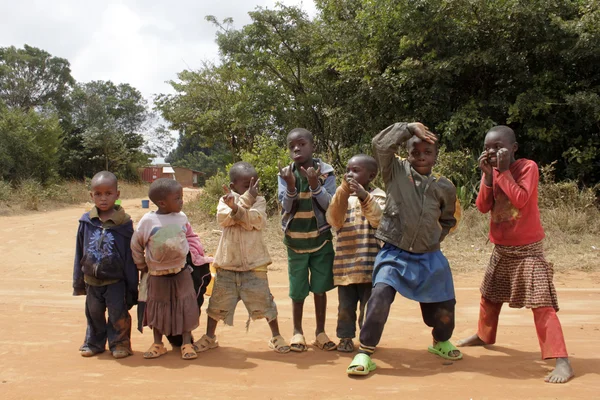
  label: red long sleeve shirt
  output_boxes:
[475,158,545,246]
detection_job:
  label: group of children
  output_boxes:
[72,122,574,384]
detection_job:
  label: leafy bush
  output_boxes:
[0,180,12,202]
[18,179,43,210]
[538,161,598,211]
[0,108,61,184]
[435,146,480,208]
[191,171,228,218]
[240,134,290,213]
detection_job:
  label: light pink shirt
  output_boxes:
[131,211,190,273]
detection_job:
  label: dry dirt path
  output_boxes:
[0,198,599,399]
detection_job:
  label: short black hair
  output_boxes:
[487,125,516,144]
[229,161,258,182]
[148,178,181,205]
[349,154,378,174]
[91,171,118,189]
[287,128,314,144]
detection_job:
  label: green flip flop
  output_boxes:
[428,340,463,361]
[347,353,377,376]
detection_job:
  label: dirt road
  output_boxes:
[1,198,599,399]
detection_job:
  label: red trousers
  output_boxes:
[477,296,568,359]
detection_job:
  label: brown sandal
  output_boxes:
[181,343,198,360]
[314,332,337,351]
[143,343,167,359]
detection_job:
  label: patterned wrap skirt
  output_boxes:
[480,241,559,311]
[144,267,200,336]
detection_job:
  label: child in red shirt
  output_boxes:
[458,126,574,384]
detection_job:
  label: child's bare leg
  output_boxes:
[182,331,192,345]
[268,318,281,337]
[292,300,304,335]
[206,316,218,338]
[289,300,308,352]
[153,327,163,344]
[546,358,574,384]
[314,292,327,336]
[314,292,336,350]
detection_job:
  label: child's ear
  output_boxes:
[229,182,235,191]
[513,142,519,154]
[116,190,121,199]
[369,171,377,182]
[89,191,94,201]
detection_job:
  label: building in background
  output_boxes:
[139,158,204,187]
[172,166,204,187]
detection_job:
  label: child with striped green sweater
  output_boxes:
[277,128,337,352]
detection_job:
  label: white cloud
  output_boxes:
[0,0,317,101]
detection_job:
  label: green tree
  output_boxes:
[61,80,150,178]
[0,107,62,183]
[315,0,600,183]
[158,1,600,185]
[0,45,74,112]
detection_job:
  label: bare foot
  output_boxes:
[545,358,574,384]
[457,334,486,347]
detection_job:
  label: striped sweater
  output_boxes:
[283,166,333,252]
[326,180,386,285]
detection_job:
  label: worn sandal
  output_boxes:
[290,333,308,352]
[314,332,336,351]
[337,338,355,353]
[428,340,463,361]
[193,334,219,353]
[181,343,198,360]
[347,353,377,376]
[143,343,167,359]
[268,335,291,354]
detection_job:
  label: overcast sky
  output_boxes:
[0,0,317,103]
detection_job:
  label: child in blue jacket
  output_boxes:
[73,171,138,359]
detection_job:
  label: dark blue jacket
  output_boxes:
[72,211,138,300]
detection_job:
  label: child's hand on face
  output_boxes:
[301,162,321,190]
[278,161,296,189]
[496,148,511,172]
[479,150,494,186]
[347,177,368,201]
[479,151,493,175]
[221,184,238,213]
[407,122,438,144]
[247,177,260,198]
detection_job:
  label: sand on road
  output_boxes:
[1,198,599,399]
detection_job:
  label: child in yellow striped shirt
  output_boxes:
[326,155,385,352]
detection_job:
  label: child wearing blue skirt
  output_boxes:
[347,122,461,375]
